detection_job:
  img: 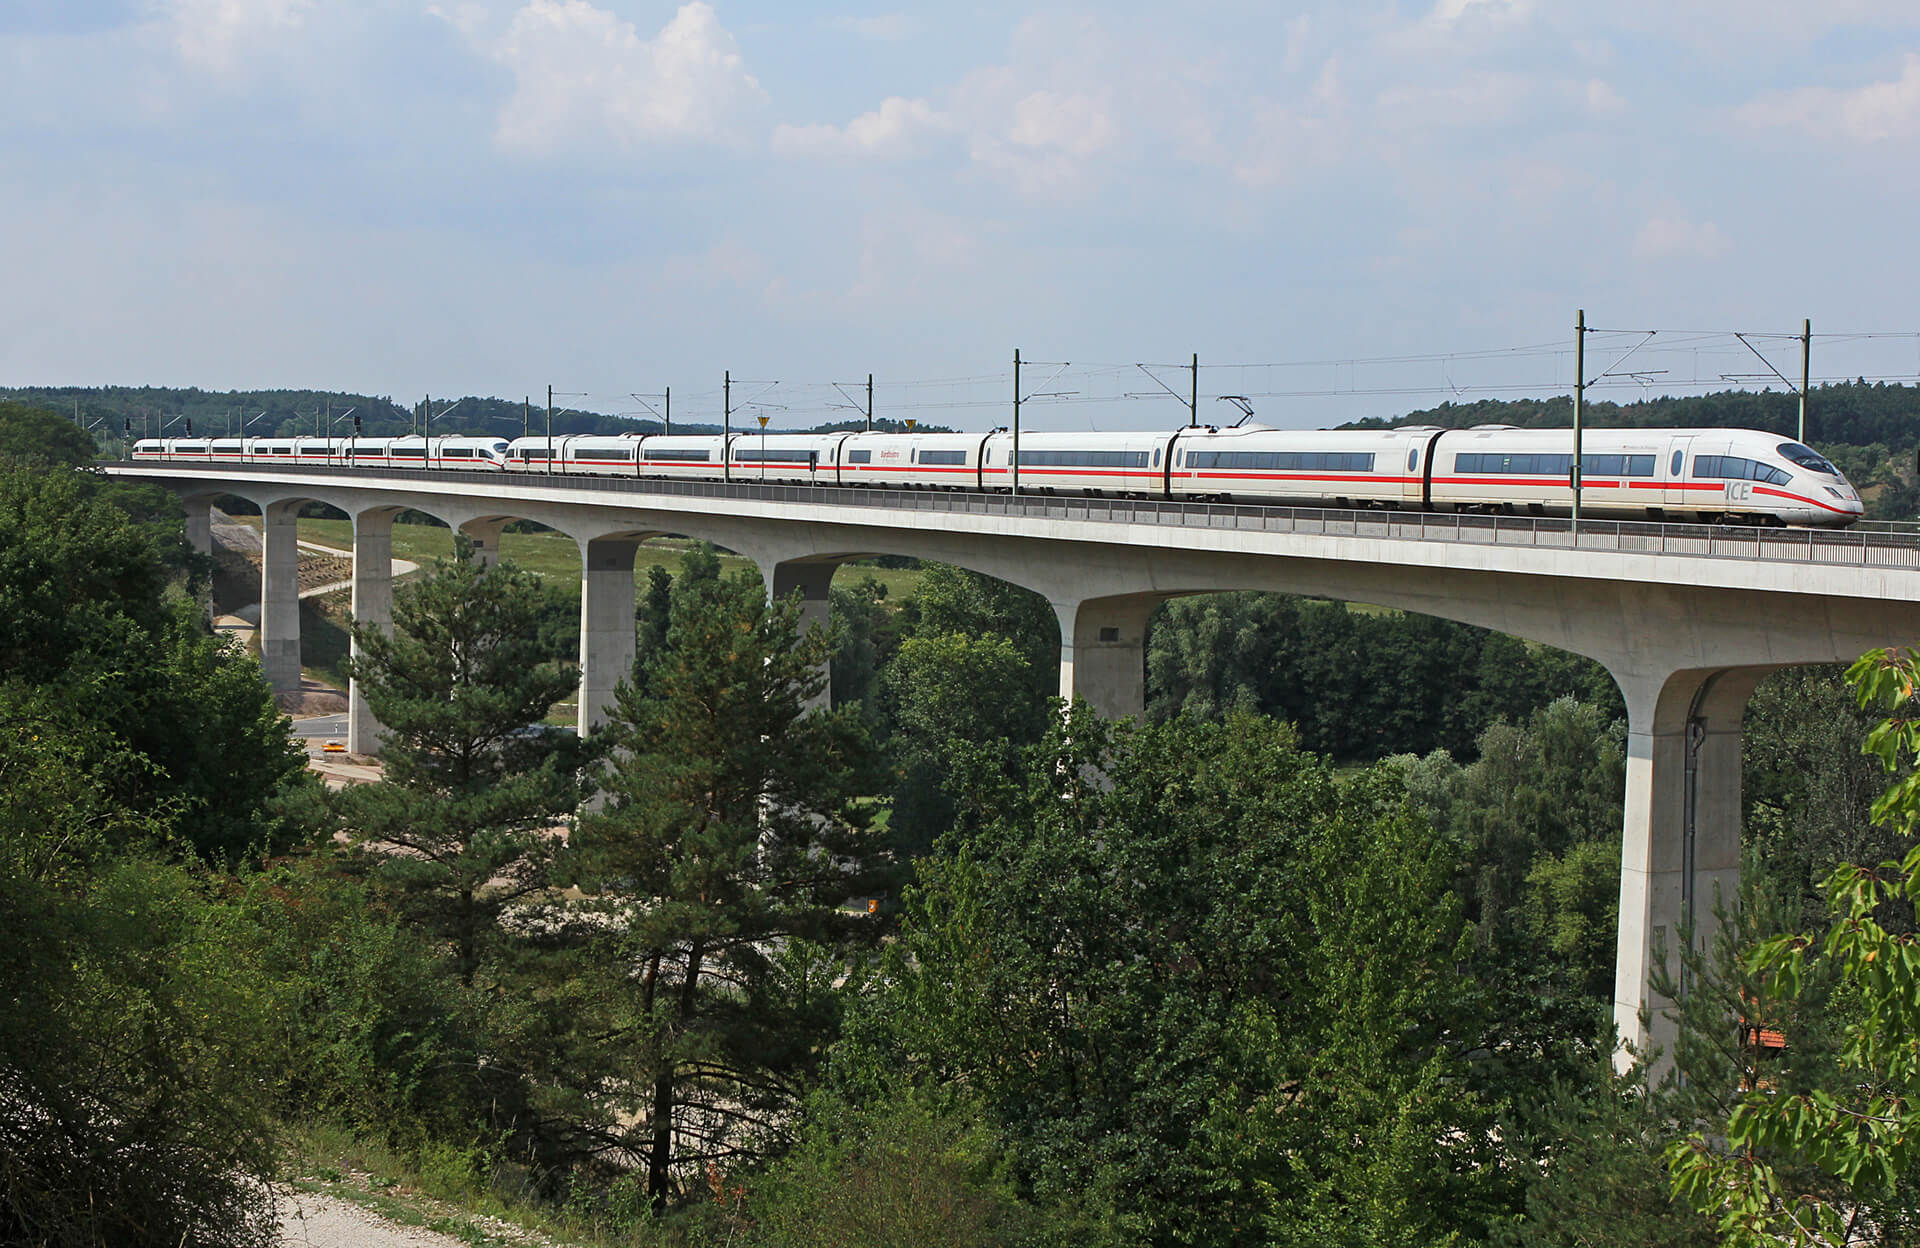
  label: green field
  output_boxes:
[236,515,925,599]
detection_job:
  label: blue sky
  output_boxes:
[3,0,1919,430]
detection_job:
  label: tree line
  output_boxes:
[5,393,1920,1244]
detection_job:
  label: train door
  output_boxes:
[1663,435,1696,512]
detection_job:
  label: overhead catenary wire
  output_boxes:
[529,327,1920,430]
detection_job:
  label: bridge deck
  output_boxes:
[113,460,1920,572]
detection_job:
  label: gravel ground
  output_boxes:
[276,1186,552,1248]
[277,1189,467,1248]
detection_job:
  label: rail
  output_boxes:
[110,460,1920,572]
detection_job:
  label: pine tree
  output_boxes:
[335,549,582,986]
[562,567,896,1211]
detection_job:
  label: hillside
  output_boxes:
[0,385,946,443]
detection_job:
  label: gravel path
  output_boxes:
[277,1189,472,1248]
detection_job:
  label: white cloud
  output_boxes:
[490,1,766,153]
[1585,79,1627,116]
[1233,59,1345,188]
[1633,216,1730,260]
[1007,90,1113,156]
[1282,15,1312,73]
[1376,72,1534,130]
[826,14,917,41]
[662,238,767,290]
[1737,53,1920,143]
[772,96,950,158]
[1428,0,1533,28]
[165,0,311,72]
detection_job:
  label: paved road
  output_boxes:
[291,713,347,738]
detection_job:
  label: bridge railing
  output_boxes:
[113,461,1920,571]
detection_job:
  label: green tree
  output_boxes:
[828,573,902,719]
[903,562,1058,716]
[335,550,582,987]
[1743,665,1901,933]
[841,710,1507,1246]
[562,567,898,1211]
[884,630,1037,853]
[1147,593,1620,762]
[1495,1059,1720,1248]
[1664,647,1920,1245]
[0,689,285,1244]
[0,399,97,466]
[0,462,302,860]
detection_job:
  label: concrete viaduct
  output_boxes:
[109,461,1920,1068]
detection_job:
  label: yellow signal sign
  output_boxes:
[905,419,917,431]
[757,415,770,428]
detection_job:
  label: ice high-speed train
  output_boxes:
[130,422,1864,527]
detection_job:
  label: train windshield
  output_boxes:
[1777,442,1840,476]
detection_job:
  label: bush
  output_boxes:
[750,1091,1036,1248]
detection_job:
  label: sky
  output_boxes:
[3,0,1919,431]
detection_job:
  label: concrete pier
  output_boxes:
[258,500,303,694]
[347,508,399,755]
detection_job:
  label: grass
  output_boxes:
[282,1121,740,1247]
[245,515,926,599]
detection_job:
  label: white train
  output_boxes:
[131,422,1864,527]
[130,433,512,469]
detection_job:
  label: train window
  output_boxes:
[1190,450,1373,472]
[392,448,425,459]
[1670,451,1683,476]
[848,449,872,464]
[177,442,208,453]
[521,449,551,461]
[1777,442,1839,476]
[576,448,635,461]
[1408,449,1419,472]
[1152,447,1161,468]
[1177,451,1185,468]
[1693,455,1787,485]
[352,447,385,457]
[734,448,813,463]
[212,440,242,453]
[442,448,472,459]
[1018,449,1151,468]
[920,450,967,465]
[1452,452,1654,478]
[647,448,709,462]
[272,446,293,455]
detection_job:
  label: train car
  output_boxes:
[1425,426,1860,525]
[503,433,731,478]
[501,434,642,475]
[974,430,1172,495]
[840,430,992,489]
[729,433,851,484]
[636,435,724,478]
[1165,425,1430,507]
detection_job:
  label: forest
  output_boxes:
[5,392,1920,1246]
